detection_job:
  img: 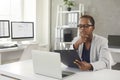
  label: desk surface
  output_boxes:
[0,60,120,80]
[0,43,41,53]
[0,46,25,52]
[65,69,120,80]
[109,48,120,53]
[0,60,58,80]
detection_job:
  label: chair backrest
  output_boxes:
[20,43,39,61]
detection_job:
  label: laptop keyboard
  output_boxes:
[62,71,74,78]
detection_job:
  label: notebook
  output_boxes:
[32,50,75,79]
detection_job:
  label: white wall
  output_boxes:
[50,0,120,50]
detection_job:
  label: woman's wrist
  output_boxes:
[89,64,93,71]
[74,40,83,48]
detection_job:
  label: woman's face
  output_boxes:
[78,18,94,38]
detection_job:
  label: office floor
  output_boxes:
[112,63,120,70]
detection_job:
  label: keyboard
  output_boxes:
[0,44,18,49]
[62,71,74,78]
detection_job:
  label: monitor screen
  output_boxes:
[11,22,34,39]
[108,35,120,48]
[0,20,10,38]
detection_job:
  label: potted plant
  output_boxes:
[63,0,75,11]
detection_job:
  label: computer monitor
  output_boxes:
[108,35,120,48]
[0,20,10,38]
[11,21,34,44]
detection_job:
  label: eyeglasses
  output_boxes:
[77,24,93,28]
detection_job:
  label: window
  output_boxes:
[0,0,36,21]
[0,0,36,41]
[0,0,22,20]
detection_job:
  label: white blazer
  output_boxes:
[71,34,111,71]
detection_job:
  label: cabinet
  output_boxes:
[54,4,84,50]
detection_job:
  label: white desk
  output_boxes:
[0,46,25,64]
[109,48,120,63]
[0,60,120,80]
[109,48,120,53]
[65,69,120,80]
[0,75,14,80]
[0,60,59,80]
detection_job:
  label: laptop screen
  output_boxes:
[32,50,75,79]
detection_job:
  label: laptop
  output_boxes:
[32,50,75,79]
[54,50,81,68]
